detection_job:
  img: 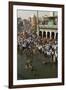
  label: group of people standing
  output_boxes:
[17,31,58,65]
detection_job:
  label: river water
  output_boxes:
[17,49,58,80]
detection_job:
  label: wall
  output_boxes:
[0,0,66,90]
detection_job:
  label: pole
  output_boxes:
[37,10,39,36]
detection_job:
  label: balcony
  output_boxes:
[39,25,57,30]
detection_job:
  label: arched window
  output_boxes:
[47,32,50,38]
[39,31,42,38]
[43,31,46,38]
[51,32,54,39]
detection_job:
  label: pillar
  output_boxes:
[46,31,47,39]
[54,32,56,39]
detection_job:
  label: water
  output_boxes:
[17,49,58,80]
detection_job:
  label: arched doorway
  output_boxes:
[47,32,50,38]
[43,31,46,38]
[51,32,54,39]
[39,31,42,38]
[56,33,58,40]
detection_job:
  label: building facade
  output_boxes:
[37,11,58,40]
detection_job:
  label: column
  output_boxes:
[46,31,47,39]
[54,32,56,40]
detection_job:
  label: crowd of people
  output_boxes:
[17,31,58,64]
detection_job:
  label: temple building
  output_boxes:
[28,11,58,41]
[37,11,58,41]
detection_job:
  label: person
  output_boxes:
[51,48,55,63]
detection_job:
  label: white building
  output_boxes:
[37,11,58,40]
